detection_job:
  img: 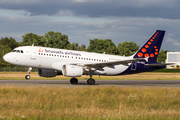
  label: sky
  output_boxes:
[0,0,180,51]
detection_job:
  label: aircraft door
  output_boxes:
[131,61,137,70]
[30,48,36,60]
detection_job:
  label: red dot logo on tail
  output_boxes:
[138,52,143,57]
[144,53,149,57]
[150,53,154,57]
[145,45,149,48]
[155,52,158,55]
[141,48,147,52]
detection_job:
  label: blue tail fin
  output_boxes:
[133,30,165,62]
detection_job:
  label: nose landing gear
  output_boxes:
[25,67,32,80]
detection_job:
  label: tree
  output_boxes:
[44,31,70,49]
[67,42,79,50]
[0,45,14,67]
[78,44,86,51]
[19,33,46,46]
[157,49,168,63]
[87,39,119,55]
[117,41,139,56]
[0,37,18,49]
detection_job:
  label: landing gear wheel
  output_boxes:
[87,78,95,85]
[70,78,78,84]
[25,75,30,80]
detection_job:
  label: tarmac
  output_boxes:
[0,80,180,88]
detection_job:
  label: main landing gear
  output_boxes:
[70,72,95,85]
[69,77,95,85]
[70,77,78,84]
[25,67,32,80]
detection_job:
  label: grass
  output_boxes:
[1,72,180,80]
[0,86,180,119]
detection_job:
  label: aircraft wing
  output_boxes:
[71,58,147,71]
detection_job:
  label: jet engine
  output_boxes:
[38,69,57,77]
[62,65,83,77]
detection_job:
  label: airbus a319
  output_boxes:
[3,30,171,85]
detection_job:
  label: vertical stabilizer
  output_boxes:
[133,30,165,62]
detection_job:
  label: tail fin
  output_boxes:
[133,30,165,62]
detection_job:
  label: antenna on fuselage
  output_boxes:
[32,44,34,46]
[103,52,105,54]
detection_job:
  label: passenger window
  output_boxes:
[21,50,23,53]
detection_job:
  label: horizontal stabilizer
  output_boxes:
[145,63,175,67]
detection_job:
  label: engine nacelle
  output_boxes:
[38,69,57,77]
[62,65,83,77]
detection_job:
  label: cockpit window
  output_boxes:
[12,49,24,53]
[12,50,17,52]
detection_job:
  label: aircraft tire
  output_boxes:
[87,78,95,85]
[70,78,78,84]
[25,75,30,80]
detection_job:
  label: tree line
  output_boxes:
[0,31,167,67]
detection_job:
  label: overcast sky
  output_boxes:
[0,0,180,51]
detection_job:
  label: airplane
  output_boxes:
[3,30,171,85]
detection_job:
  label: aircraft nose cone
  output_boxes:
[3,54,11,63]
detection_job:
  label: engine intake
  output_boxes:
[62,65,83,77]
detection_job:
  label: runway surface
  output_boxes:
[0,80,180,87]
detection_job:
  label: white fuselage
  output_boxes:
[3,46,133,76]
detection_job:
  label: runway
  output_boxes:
[0,80,180,87]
